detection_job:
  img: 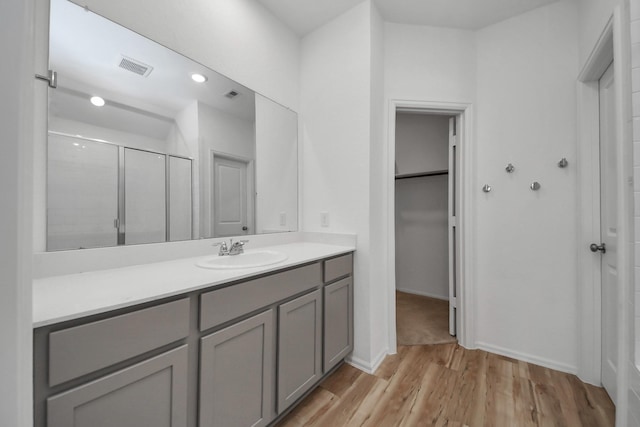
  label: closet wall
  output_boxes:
[395,113,450,299]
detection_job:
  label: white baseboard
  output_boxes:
[347,348,388,375]
[396,288,448,301]
[476,341,578,375]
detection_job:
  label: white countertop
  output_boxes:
[33,242,354,328]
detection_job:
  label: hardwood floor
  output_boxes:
[276,344,615,427]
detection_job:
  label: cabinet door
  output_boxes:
[277,289,322,413]
[47,345,188,427]
[199,310,274,427]
[324,277,353,372]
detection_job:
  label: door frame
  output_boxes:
[386,99,475,354]
[210,151,255,238]
[576,8,631,423]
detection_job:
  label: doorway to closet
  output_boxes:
[394,111,459,346]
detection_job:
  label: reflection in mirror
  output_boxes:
[46,0,298,251]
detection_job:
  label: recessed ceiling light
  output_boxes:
[90,96,105,107]
[191,73,207,83]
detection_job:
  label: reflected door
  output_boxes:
[213,156,248,237]
[47,134,119,250]
[599,62,618,402]
[124,149,167,245]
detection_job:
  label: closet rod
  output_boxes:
[395,170,448,180]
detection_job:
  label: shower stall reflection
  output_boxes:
[47,132,193,251]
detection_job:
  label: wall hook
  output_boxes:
[505,163,515,173]
[558,157,568,168]
[530,181,541,191]
[482,184,492,193]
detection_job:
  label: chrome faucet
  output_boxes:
[228,239,249,255]
[213,239,249,256]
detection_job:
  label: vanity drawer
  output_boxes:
[323,253,353,283]
[200,263,322,331]
[49,298,190,387]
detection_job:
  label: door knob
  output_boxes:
[590,243,606,253]
[242,226,248,231]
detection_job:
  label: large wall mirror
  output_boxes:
[46,0,298,251]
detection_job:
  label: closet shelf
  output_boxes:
[395,170,448,180]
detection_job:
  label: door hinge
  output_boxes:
[35,70,57,88]
[450,296,457,308]
[450,216,457,227]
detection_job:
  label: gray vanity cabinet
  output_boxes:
[47,345,188,427]
[35,252,354,427]
[323,276,354,372]
[199,310,274,427]
[322,254,354,373]
[277,289,322,413]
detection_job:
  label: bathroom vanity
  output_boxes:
[33,245,354,427]
[34,3,355,425]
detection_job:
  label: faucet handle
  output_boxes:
[213,241,228,256]
[227,239,249,255]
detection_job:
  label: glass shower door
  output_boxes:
[123,148,167,245]
[47,133,119,250]
[169,156,192,241]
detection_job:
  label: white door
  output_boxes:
[597,62,617,402]
[448,116,459,337]
[213,156,249,237]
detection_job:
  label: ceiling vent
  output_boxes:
[118,56,153,77]
[225,90,239,99]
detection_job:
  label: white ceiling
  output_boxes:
[256,0,560,35]
[49,0,256,139]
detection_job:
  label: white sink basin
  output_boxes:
[196,250,288,270]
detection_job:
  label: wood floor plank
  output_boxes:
[311,371,384,426]
[374,345,411,381]
[400,363,459,426]
[531,382,566,427]
[486,370,516,425]
[510,375,539,426]
[565,374,616,427]
[275,344,615,427]
[277,387,336,427]
[345,376,389,426]
[320,363,363,398]
[447,347,488,426]
[360,346,432,427]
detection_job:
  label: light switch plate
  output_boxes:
[320,212,330,227]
